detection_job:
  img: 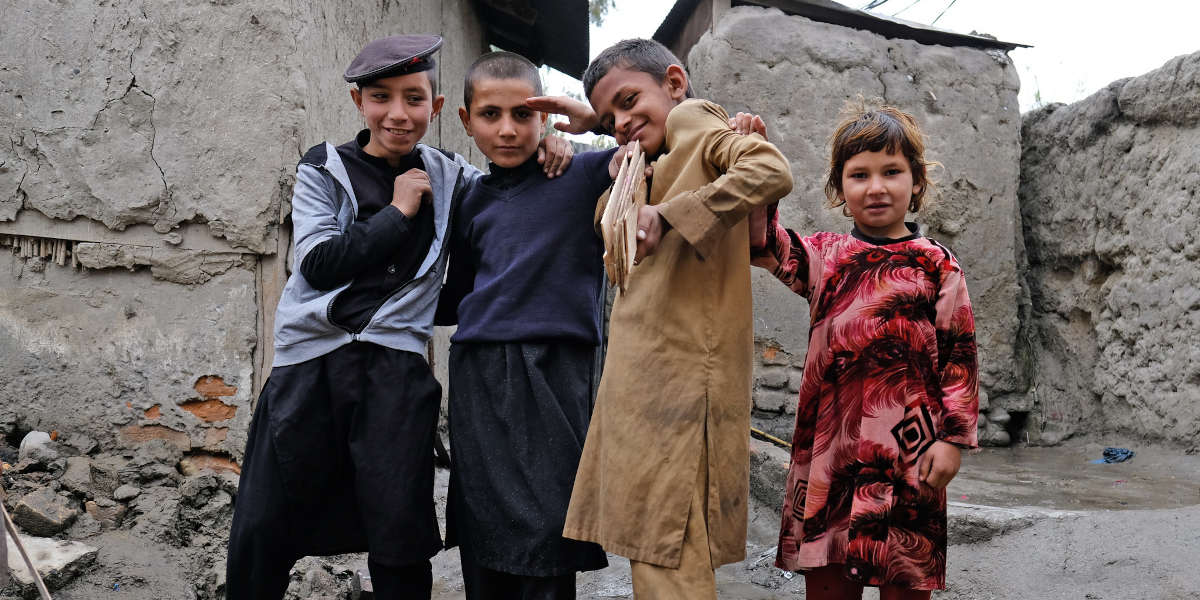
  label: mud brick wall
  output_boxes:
[685,6,1025,443]
[1019,50,1200,445]
[0,0,485,463]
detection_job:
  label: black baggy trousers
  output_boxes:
[226,342,441,599]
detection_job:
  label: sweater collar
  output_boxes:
[851,222,923,245]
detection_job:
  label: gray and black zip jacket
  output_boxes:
[272,142,480,367]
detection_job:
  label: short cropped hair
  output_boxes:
[463,51,544,109]
[825,96,939,213]
[583,38,695,101]
[357,64,439,97]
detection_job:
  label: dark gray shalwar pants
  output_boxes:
[226,342,441,600]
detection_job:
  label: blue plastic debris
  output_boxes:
[1089,447,1135,464]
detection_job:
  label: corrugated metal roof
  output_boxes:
[654,0,1028,52]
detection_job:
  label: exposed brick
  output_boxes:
[179,453,241,476]
[84,499,127,529]
[144,405,161,419]
[179,399,237,423]
[203,427,229,449]
[758,342,792,366]
[194,375,237,399]
[118,424,190,450]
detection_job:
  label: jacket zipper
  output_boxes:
[350,165,466,340]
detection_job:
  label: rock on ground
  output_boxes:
[2,534,97,594]
[11,487,79,537]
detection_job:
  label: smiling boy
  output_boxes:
[434,51,616,599]
[532,38,794,598]
[225,36,571,600]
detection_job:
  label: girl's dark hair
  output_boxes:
[463,51,544,108]
[582,38,695,100]
[825,96,939,213]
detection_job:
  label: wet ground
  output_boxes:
[950,441,1200,511]
[425,440,1200,599]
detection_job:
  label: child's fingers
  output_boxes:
[753,115,767,140]
[525,96,565,114]
[918,450,933,483]
[537,146,547,166]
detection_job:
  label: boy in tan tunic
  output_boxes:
[530,39,794,598]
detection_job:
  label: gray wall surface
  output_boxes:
[1019,49,1200,445]
[0,0,485,463]
[685,6,1025,442]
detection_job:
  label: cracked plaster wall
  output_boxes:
[1019,50,1200,445]
[0,0,485,461]
[686,7,1026,441]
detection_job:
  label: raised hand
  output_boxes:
[526,95,601,135]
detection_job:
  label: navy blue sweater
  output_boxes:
[435,148,617,344]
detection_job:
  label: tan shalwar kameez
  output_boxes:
[563,99,794,581]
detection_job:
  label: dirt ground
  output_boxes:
[6,439,1199,599]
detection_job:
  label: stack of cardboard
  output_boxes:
[600,142,647,293]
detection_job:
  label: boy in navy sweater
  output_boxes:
[226,37,571,600]
[434,52,616,599]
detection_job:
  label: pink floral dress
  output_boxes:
[752,215,979,590]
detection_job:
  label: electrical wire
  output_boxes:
[890,0,924,17]
[931,0,960,24]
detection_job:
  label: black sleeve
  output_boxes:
[434,217,475,326]
[299,205,413,291]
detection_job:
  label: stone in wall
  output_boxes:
[687,6,1025,440]
[1020,50,1200,444]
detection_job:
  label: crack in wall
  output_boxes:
[137,86,170,210]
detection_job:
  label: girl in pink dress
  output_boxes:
[752,100,979,600]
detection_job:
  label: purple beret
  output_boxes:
[344,34,443,83]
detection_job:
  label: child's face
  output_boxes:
[351,71,444,162]
[840,149,921,239]
[588,65,689,156]
[458,78,546,169]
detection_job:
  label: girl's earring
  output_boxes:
[842,204,852,218]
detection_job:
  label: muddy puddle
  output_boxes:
[948,443,1200,510]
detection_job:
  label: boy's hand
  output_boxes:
[392,169,432,218]
[608,141,655,180]
[538,135,573,179]
[918,441,962,489]
[728,112,768,140]
[633,204,668,265]
[526,95,600,135]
